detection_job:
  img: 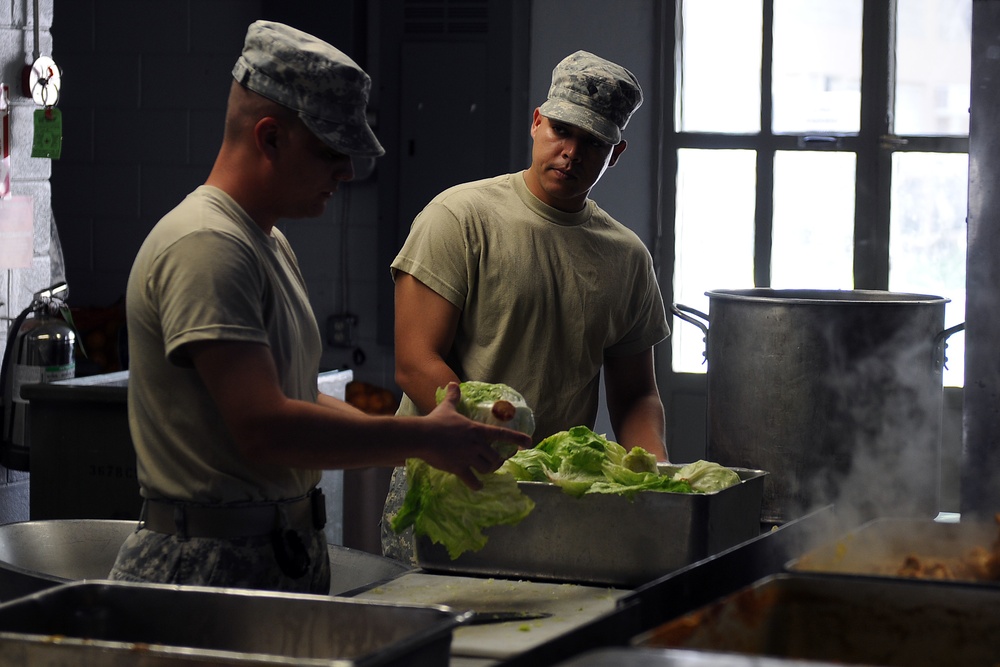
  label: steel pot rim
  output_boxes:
[705,288,951,306]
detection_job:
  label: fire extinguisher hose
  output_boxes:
[0,303,34,443]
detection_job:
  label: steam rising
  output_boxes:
[793,320,942,529]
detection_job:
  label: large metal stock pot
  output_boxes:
[673,289,963,525]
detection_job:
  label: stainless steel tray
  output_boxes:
[0,580,462,666]
[0,519,413,600]
[786,516,1000,585]
[415,465,767,587]
[633,572,1000,666]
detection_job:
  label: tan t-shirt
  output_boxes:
[391,171,669,441]
[126,185,321,503]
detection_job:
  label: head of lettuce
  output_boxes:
[389,382,537,559]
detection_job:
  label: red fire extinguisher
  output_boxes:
[0,282,76,471]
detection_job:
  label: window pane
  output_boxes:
[678,0,762,133]
[894,0,971,136]
[771,151,856,288]
[772,0,863,133]
[673,149,757,373]
[888,152,968,387]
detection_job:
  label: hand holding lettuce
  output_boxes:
[390,382,537,559]
[390,383,742,560]
[391,458,535,559]
[434,381,535,459]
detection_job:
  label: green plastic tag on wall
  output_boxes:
[32,107,62,159]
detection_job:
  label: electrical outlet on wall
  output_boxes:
[326,313,357,348]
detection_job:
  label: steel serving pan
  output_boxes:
[634,572,1000,666]
[416,465,767,587]
[0,580,462,666]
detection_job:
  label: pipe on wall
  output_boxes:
[961,0,1000,517]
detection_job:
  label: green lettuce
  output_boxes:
[622,446,659,473]
[536,425,626,470]
[498,448,552,482]
[502,426,739,499]
[390,459,535,559]
[671,460,742,492]
[435,381,535,459]
[501,426,624,497]
[390,381,536,559]
[588,476,694,499]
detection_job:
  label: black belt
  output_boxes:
[142,489,327,539]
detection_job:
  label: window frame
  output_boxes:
[658,0,970,457]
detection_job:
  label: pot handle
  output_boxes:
[671,303,710,366]
[933,322,966,372]
[670,303,710,336]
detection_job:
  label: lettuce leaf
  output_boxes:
[503,427,739,499]
[545,462,607,498]
[671,460,742,493]
[390,381,536,559]
[536,425,627,472]
[500,448,552,481]
[391,459,535,559]
[622,446,659,473]
[588,476,694,499]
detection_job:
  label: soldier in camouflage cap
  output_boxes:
[538,50,643,146]
[232,20,384,158]
[383,49,668,565]
[111,20,530,593]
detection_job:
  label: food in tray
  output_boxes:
[391,388,741,561]
[896,513,1000,581]
[502,426,740,498]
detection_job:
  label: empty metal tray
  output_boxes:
[0,580,462,666]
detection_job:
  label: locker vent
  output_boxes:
[404,0,489,35]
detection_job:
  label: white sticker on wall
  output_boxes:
[0,196,34,269]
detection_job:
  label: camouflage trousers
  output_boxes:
[380,465,416,565]
[109,526,331,595]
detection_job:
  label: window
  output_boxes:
[670,0,970,387]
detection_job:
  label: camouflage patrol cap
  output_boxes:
[232,20,385,158]
[538,50,643,145]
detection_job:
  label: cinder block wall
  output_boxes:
[49,0,395,386]
[0,0,55,524]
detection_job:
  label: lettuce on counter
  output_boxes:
[390,381,536,559]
